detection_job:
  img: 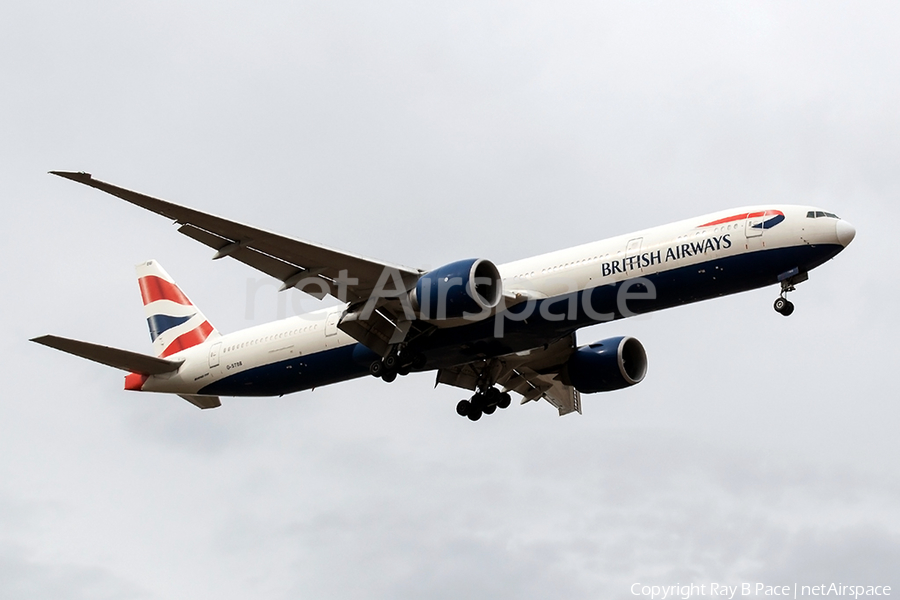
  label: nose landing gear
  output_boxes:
[773,269,809,316]
[774,278,797,316]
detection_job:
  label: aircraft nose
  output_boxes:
[835,219,856,247]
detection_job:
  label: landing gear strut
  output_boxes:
[456,387,512,421]
[774,280,796,317]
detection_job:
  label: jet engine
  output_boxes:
[565,336,648,393]
[410,258,502,321]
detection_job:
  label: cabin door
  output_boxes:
[324,311,341,348]
[208,342,222,368]
[745,214,764,238]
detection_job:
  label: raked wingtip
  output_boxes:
[49,170,93,183]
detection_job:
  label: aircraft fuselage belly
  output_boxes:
[194,240,843,397]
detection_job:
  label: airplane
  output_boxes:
[31,172,856,420]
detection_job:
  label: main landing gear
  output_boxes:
[773,279,796,317]
[369,348,426,383]
[455,387,512,422]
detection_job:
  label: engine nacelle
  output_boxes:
[565,336,648,393]
[410,258,502,321]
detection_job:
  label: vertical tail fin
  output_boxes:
[136,260,219,358]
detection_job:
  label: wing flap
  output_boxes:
[508,371,581,416]
[31,335,183,375]
[497,366,581,416]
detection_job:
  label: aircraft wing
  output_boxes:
[50,172,422,303]
[499,366,581,416]
[436,334,582,416]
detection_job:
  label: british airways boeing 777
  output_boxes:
[32,172,855,420]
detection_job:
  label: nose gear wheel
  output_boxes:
[773,297,794,316]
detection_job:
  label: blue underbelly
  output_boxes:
[201,243,842,397]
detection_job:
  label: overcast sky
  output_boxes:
[2,1,898,598]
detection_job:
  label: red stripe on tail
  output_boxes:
[139,275,192,306]
[160,320,215,357]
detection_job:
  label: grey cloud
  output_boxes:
[199,430,899,599]
[0,544,145,600]
[2,1,898,598]
[754,527,900,582]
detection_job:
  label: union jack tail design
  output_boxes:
[136,260,220,358]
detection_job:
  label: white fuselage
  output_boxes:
[141,204,849,396]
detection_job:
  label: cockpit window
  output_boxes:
[807,211,840,219]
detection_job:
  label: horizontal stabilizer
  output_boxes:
[30,335,183,375]
[178,394,221,409]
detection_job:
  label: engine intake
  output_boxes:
[565,336,648,393]
[410,258,502,320]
